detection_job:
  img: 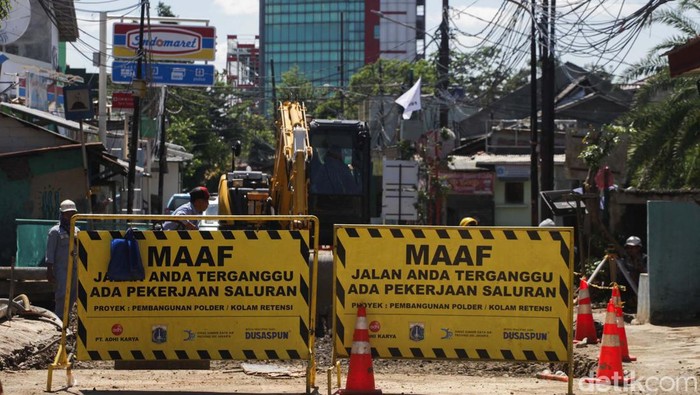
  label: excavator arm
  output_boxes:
[269,101,313,217]
[218,101,312,230]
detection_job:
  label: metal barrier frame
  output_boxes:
[327,224,575,395]
[47,214,320,394]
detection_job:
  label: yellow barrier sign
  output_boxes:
[76,229,312,361]
[333,225,573,362]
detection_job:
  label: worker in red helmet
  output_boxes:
[163,187,210,230]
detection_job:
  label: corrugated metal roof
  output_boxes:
[53,0,79,42]
[1,102,95,134]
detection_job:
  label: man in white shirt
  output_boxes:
[163,187,210,230]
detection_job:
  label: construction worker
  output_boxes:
[163,186,210,230]
[45,199,79,322]
[622,236,647,285]
[312,145,359,194]
[539,218,556,227]
[459,217,478,226]
[619,235,647,312]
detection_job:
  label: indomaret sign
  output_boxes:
[113,23,216,61]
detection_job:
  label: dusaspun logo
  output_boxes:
[152,325,167,344]
[245,330,289,340]
[409,322,425,342]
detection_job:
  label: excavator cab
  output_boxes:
[217,102,371,242]
[308,119,371,246]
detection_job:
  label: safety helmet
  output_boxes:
[625,236,642,247]
[59,199,77,212]
[459,217,478,226]
[539,218,556,227]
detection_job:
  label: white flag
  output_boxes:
[395,77,422,120]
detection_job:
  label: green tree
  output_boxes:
[625,0,700,80]
[138,3,276,191]
[166,78,271,191]
[0,0,11,21]
[620,74,700,188]
[447,46,528,107]
[334,59,436,119]
[276,65,319,113]
[619,0,700,189]
[155,2,176,17]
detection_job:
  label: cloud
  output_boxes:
[213,0,258,16]
[214,39,228,72]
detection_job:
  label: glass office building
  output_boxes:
[260,0,366,89]
[260,0,423,96]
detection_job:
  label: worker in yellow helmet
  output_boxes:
[459,217,478,226]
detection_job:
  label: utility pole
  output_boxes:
[157,86,168,214]
[340,12,345,117]
[540,0,556,196]
[270,59,277,116]
[529,0,539,225]
[98,12,107,143]
[127,0,146,214]
[430,0,450,225]
[438,0,450,128]
[378,60,384,147]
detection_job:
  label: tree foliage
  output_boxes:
[156,2,176,17]
[152,3,273,192]
[0,0,10,22]
[447,46,528,107]
[625,0,700,80]
[618,0,700,189]
[620,74,700,189]
[166,78,271,191]
[276,66,319,111]
[339,59,435,119]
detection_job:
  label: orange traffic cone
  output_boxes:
[583,299,633,385]
[341,304,382,395]
[612,285,637,362]
[611,283,622,309]
[574,277,599,344]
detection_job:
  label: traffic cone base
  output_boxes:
[339,389,383,395]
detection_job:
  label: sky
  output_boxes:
[67,0,678,80]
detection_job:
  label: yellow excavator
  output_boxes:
[217,101,313,229]
[218,100,371,333]
[218,100,371,244]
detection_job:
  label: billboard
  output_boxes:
[111,61,215,87]
[76,229,312,361]
[113,23,216,61]
[334,225,573,362]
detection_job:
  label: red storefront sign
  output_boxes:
[111,92,134,113]
[443,171,494,195]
